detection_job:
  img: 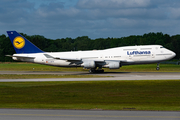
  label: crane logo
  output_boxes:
[13,36,25,49]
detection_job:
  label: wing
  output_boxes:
[43,54,105,63]
[43,54,81,62]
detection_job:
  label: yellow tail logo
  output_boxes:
[13,36,25,49]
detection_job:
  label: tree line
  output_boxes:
[0,32,180,62]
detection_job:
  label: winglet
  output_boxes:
[7,31,44,54]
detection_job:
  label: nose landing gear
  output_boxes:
[156,63,160,70]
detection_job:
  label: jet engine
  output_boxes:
[108,62,120,69]
[83,61,96,68]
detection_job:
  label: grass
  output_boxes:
[0,80,180,111]
[0,62,180,72]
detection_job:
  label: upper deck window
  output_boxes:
[140,48,152,50]
[123,49,137,51]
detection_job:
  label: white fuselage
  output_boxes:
[12,45,176,68]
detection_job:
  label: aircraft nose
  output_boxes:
[169,50,176,59]
[166,49,176,59]
[172,51,176,58]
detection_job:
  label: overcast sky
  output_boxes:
[1,0,180,39]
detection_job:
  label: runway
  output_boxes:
[0,71,180,82]
[0,109,180,120]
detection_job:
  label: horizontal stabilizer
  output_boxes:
[6,55,35,59]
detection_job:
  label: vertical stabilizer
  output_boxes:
[7,31,44,54]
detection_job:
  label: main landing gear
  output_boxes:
[89,69,104,73]
[156,63,160,70]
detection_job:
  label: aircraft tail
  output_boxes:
[7,31,44,54]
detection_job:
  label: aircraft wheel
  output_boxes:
[89,69,92,73]
[89,69,104,73]
[156,67,160,70]
[100,70,104,73]
[89,69,95,73]
[95,69,104,73]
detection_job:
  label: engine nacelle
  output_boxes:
[12,57,18,61]
[83,61,96,69]
[108,62,120,69]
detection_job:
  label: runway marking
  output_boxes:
[0,113,180,119]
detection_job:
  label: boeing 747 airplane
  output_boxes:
[6,31,176,73]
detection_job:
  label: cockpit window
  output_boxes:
[160,46,164,49]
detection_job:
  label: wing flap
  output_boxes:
[55,57,82,62]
